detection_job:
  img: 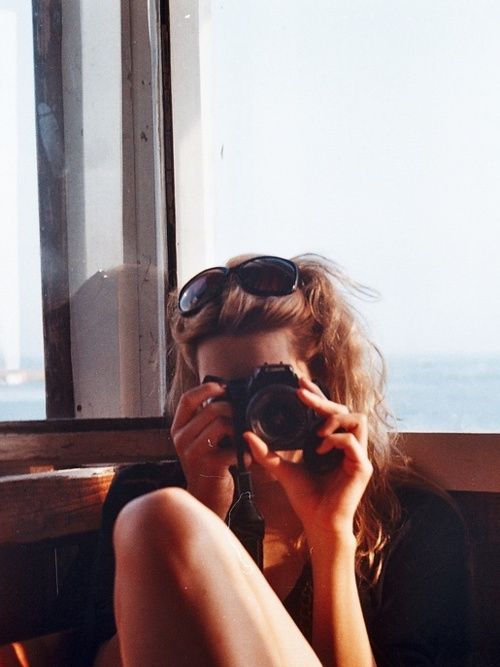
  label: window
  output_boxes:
[0,0,44,420]
[170,0,500,433]
[0,0,173,421]
[0,2,496,498]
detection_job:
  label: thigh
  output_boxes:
[114,487,321,667]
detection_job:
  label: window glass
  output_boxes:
[0,1,167,421]
[0,1,44,420]
[171,0,500,432]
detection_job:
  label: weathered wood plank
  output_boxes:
[0,422,174,473]
[0,431,499,545]
[1,427,499,490]
[0,468,115,544]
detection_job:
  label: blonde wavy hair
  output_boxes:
[166,253,411,586]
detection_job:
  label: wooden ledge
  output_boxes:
[0,418,173,473]
[400,432,500,493]
[0,467,116,544]
[0,430,498,546]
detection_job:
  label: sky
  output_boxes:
[203,0,500,356]
[0,1,42,366]
[2,1,500,371]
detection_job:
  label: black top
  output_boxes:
[79,461,472,666]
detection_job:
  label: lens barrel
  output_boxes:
[246,384,310,450]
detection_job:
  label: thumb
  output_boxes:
[244,431,299,485]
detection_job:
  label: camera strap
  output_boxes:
[227,463,265,570]
[226,384,265,570]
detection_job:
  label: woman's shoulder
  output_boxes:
[393,480,465,537]
[385,479,469,576]
[368,480,473,664]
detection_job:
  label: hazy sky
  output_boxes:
[0,1,42,365]
[2,1,500,369]
[204,0,500,356]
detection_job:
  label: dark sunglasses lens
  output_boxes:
[179,270,227,314]
[237,257,297,295]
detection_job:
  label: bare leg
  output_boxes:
[113,487,320,667]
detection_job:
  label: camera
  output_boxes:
[204,363,343,473]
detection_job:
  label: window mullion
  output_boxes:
[32,0,75,418]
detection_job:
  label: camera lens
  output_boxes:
[246,385,308,449]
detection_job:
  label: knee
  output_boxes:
[113,487,206,566]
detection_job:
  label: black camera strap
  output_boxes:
[227,462,265,570]
[226,386,265,571]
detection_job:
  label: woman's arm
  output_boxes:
[309,532,375,667]
[245,377,377,667]
[171,381,239,519]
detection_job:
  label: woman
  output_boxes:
[86,254,471,666]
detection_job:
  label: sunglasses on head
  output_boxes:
[178,255,299,316]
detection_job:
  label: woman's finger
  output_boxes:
[244,431,276,465]
[243,431,299,482]
[317,431,373,482]
[298,376,326,398]
[316,430,363,460]
[171,382,226,433]
[316,410,367,442]
[173,399,233,449]
[335,412,368,447]
[297,384,349,417]
[180,418,235,464]
[313,413,370,473]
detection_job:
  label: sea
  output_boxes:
[386,354,500,433]
[1,355,500,432]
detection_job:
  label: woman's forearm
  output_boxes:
[309,532,376,667]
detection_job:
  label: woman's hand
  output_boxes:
[244,376,373,547]
[171,382,240,519]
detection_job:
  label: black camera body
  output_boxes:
[205,363,343,473]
